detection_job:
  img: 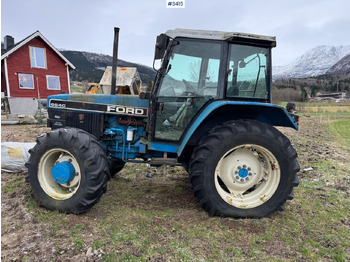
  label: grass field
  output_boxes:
[298,105,350,114]
[329,119,350,147]
[279,101,350,121]
[279,101,350,115]
[1,104,350,261]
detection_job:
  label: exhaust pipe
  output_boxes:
[111,27,120,95]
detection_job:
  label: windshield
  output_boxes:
[158,40,221,97]
[226,44,269,100]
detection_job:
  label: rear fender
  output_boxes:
[178,101,298,156]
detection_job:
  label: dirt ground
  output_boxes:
[1,117,349,261]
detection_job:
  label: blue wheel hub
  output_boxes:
[52,161,75,184]
[238,168,248,178]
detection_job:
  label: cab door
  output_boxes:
[153,39,222,142]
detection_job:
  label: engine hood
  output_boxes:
[47,94,149,117]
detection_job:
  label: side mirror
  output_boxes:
[239,61,246,68]
[154,34,169,60]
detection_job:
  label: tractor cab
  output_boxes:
[148,29,277,142]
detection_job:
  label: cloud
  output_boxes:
[1,0,349,67]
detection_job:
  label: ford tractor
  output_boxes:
[26,28,300,218]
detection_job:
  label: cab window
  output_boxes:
[226,44,269,100]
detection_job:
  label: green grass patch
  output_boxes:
[329,119,350,147]
[300,112,350,118]
[2,176,25,194]
[299,105,350,114]
[3,169,350,261]
[279,101,350,108]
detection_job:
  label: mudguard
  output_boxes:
[177,101,298,156]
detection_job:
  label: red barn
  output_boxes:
[1,31,75,99]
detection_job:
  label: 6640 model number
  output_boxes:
[50,102,66,108]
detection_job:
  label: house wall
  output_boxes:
[5,37,70,98]
[1,60,6,94]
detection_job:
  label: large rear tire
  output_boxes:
[189,120,299,218]
[26,128,110,214]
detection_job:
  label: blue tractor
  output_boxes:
[26,28,300,218]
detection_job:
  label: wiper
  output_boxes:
[239,54,258,68]
[166,64,172,74]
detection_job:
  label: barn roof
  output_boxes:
[1,30,75,69]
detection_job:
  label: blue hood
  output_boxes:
[47,94,149,109]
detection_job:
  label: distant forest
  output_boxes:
[62,51,104,83]
[273,74,350,102]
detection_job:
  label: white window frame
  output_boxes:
[18,73,35,89]
[29,46,47,69]
[46,75,61,90]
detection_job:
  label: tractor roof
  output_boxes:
[165,28,276,47]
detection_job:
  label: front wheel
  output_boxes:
[189,120,300,218]
[26,128,110,214]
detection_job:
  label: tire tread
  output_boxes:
[26,128,110,214]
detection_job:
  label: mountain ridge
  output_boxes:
[60,50,156,84]
[326,54,350,75]
[60,45,350,84]
[273,45,350,79]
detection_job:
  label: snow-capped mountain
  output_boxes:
[273,45,350,79]
[326,54,350,74]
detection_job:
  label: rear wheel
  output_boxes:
[26,128,110,214]
[189,120,299,218]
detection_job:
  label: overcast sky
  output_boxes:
[1,0,349,67]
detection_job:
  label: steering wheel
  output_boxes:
[182,79,197,94]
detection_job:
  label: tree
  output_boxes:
[301,87,308,102]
